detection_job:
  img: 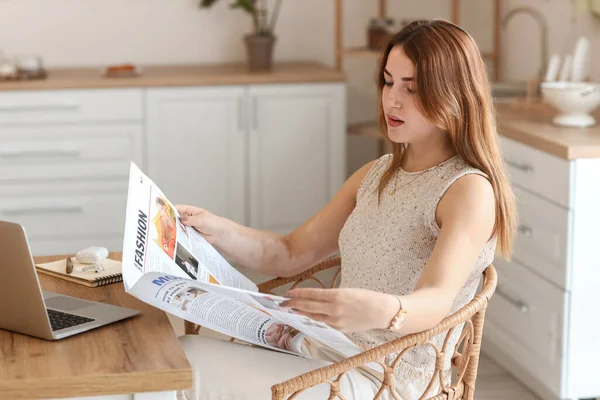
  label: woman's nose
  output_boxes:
[387,90,403,109]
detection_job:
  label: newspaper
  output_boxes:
[122,162,363,358]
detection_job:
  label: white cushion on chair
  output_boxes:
[179,335,384,400]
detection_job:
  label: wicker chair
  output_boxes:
[184,256,498,400]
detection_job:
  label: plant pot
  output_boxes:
[244,34,276,72]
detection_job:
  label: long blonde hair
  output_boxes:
[376,19,517,259]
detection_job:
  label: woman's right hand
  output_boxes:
[175,205,225,245]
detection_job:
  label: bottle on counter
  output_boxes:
[0,51,17,80]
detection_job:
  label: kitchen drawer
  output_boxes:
[0,191,127,241]
[486,256,567,396]
[501,136,571,208]
[0,123,143,183]
[513,187,571,290]
[0,89,143,124]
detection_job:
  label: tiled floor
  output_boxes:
[169,314,541,399]
[475,355,540,399]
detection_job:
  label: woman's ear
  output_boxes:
[436,123,449,133]
[434,116,450,133]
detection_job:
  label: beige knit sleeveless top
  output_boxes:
[338,153,497,381]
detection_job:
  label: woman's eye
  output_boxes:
[384,81,393,87]
[406,87,414,94]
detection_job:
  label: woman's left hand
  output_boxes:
[281,288,399,332]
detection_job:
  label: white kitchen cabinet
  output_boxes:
[0,79,346,257]
[0,123,142,183]
[0,88,143,125]
[0,89,145,256]
[145,86,247,225]
[146,83,346,234]
[248,84,346,233]
[483,136,600,400]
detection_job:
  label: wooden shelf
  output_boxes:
[335,0,502,81]
[342,47,382,57]
[348,120,384,140]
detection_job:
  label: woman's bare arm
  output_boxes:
[177,160,376,277]
[394,173,496,333]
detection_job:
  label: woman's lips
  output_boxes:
[386,114,404,127]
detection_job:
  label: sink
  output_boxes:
[491,81,528,100]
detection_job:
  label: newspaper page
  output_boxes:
[128,272,309,355]
[121,162,364,358]
[121,162,257,293]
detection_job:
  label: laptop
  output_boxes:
[0,220,140,340]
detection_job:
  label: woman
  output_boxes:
[176,19,516,399]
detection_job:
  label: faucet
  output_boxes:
[502,6,549,84]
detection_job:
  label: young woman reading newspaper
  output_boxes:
[176,19,517,400]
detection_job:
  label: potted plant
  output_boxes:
[200,0,283,72]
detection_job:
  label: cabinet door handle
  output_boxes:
[2,205,84,215]
[251,97,258,130]
[496,286,529,313]
[238,97,243,131]
[0,104,80,113]
[518,224,533,237]
[506,159,534,173]
[0,149,81,159]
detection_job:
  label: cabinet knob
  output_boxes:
[518,224,533,237]
[0,104,80,113]
[506,159,534,173]
[2,205,83,216]
[0,149,81,159]
[238,97,244,131]
[496,285,529,313]
[251,97,258,130]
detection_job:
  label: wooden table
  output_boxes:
[0,253,193,400]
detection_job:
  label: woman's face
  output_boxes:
[158,202,173,224]
[159,207,168,219]
[381,45,443,144]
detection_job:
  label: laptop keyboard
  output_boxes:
[47,309,95,331]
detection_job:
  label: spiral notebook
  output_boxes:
[35,257,123,288]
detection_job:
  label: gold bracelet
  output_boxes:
[388,295,407,332]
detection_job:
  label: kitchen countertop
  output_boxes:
[2,63,599,160]
[496,101,600,160]
[0,61,346,91]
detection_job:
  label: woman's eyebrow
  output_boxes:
[384,69,414,82]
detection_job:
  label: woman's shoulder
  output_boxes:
[427,155,494,210]
[448,157,495,204]
[356,154,393,192]
[442,156,490,180]
[427,156,495,236]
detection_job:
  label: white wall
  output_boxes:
[1,0,598,174]
[3,1,596,83]
[0,0,336,68]
[0,0,452,71]
[500,0,600,83]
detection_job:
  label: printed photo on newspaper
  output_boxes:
[121,162,363,359]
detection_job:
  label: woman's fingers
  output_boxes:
[175,207,206,227]
[282,298,330,314]
[293,311,334,326]
[174,204,191,214]
[175,204,204,218]
[285,288,335,302]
